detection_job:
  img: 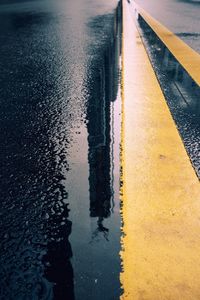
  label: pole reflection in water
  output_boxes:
[87,2,121,241]
[65,3,122,300]
[41,2,122,299]
[136,13,200,176]
[43,202,74,300]
[0,0,122,298]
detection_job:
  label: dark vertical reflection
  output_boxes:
[87,1,122,240]
[0,0,122,298]
[42,202,74,300]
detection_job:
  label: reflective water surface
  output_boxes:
[0,1,122,299]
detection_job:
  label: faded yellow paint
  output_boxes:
[134,2,200,87]
[120,1,200,299]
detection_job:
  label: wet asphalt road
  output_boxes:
[135,0,200,53]
[1,0,199,298]
[0,0,122,299]
[135,3,200,177]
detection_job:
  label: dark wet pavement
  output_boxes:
[0,0,122,299]
[135,0,200,53]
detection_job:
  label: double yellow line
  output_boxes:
[120,1,200,299]
[135,2,200,87]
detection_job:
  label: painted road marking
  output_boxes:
[132,1,200,87]
[120,0,200,299]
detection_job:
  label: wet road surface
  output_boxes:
[0,0,122,299]
[133,4,200,177]
[135,0,200,53]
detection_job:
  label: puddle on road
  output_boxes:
[0,1,122,299]
[136,13,200,177]
[64,17,122,298]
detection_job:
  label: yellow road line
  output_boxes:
[133,2,200,87]
[120,0,200,299]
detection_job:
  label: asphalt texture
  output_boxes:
[0,0,122,299]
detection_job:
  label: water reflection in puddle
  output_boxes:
[67,6,122,299]
[0,1,122,299]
